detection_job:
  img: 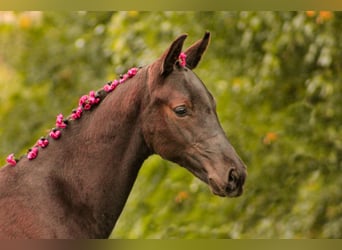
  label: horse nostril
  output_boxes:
[228,171,235,183]
[228,169,238,184]
[226,169,239,193]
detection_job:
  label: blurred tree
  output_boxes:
[0,11,113,156]
[0,11,341,238]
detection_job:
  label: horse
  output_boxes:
[0,32,247,239]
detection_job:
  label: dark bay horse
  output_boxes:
[0,32,247,239]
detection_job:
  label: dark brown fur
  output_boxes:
[0,32,247,238]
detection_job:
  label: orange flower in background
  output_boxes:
[306,11,316,17]
[263,132,278,145]
[317,11,333,23]
[175,191,189,204]
[305,11,333,24]
[19,15,32,29]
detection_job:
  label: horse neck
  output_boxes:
[40,68,151,237]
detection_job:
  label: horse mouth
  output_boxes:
[208,178,244,198]
[180,155,246,198]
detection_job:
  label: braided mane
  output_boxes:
[6,67,140,166]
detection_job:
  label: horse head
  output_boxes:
[142,32,247,197]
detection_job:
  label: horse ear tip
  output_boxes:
[179,33,188,41]
[204,31,210,39]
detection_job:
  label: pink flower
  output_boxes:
[37,138,49,148]
[6,153,17,166]
[112,80,119,88]
[83,103,92,110]
[103,68,138,93]
[71,113,78,119]
[56,122,66,128]
[179,52,187,67]
[88,97,95,104]
[103,84,113,93]
[56,113,63,122]
[27,147,38,160]
[122,74,129,82]
[88,91,100,105]
[77,106,83,114]
[71,106,83,119]
[79,95,88,106]
[88,91,96,102]
[128,67,138,77]
[49,129,61,140]
[78,91,100,110]
[56,114,67,128]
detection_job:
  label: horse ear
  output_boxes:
[183,31,210,70]
[160,34,188,77]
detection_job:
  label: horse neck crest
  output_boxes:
[6,67,139,166]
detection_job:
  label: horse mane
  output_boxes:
[5,66,142,167]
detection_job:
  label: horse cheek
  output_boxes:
[141,111,165,154]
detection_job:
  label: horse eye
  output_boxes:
[173,105,187,117]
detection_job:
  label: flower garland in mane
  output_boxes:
[6,67,139,166]
[5,53,187,167]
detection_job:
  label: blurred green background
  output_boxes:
[0,11,341,238]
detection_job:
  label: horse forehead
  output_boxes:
[165,69,211,100]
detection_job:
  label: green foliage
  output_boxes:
[0,11,341,238]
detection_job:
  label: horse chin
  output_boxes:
[208,181,227,197]
[209,186,243,198]
[208,179,244,198]
[210,187,227,197]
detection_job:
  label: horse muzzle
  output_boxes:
[208,166,247,197]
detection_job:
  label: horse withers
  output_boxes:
[0,32,247,238]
